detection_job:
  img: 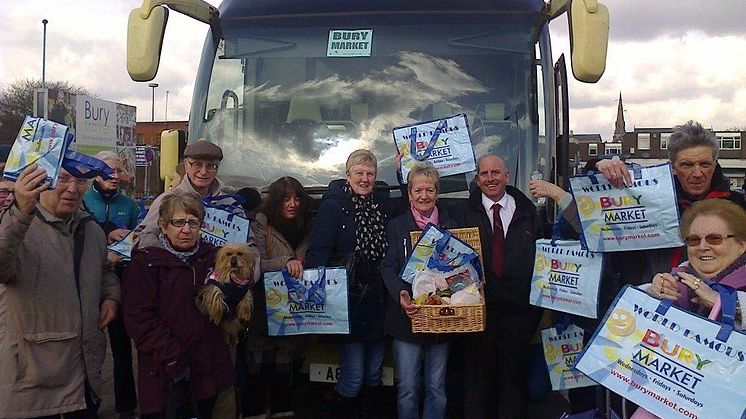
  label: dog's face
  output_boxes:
[215,243,256,282]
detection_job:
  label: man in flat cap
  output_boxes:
[134,139,227,242]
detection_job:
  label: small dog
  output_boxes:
[197,243,256,335]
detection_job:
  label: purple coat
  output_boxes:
[123,241,234,414]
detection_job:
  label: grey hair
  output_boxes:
[345,149,377,174]
[668,120,718,163]
[407,163,440,193]
[94,151,121,163]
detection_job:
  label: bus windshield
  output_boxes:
[190,14,542,194]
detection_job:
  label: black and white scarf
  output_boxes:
[343,182,387,262]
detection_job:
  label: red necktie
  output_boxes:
[491,203,504,278]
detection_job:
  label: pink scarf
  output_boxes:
[410,204,439,230]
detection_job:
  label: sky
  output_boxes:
[1,0,745,142]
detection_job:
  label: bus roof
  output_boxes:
[219,0,546,19]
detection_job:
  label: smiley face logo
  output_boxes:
[544,344,558,362]
[576,195,596,217]
[266,287,282,307]
[606,308,636,337]
[534,254,549,273]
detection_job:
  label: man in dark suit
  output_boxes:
[451,155,543,419]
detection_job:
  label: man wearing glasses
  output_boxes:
[0,164,120,417]
[135,139,227,244]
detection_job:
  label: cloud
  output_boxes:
[550,11,746,139]
[0,0,213,122]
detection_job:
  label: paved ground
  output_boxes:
[96,344,570,419]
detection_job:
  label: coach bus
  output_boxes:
[126,0,608,198]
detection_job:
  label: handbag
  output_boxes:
[263,267,350,335]
[531,214,604,318]
[575,285,746,419]
[569,162,683,252]
[393,113,477,181]
[541,317,596,391]
[200,194,251,246]
[3,115,73,188]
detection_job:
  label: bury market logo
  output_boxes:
[548,259,582,289]
[600,195,647,225]
[404,118,460,161]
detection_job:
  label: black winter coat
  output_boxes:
[305,180,397,342]
[450,186,542,314]
[380,205,458,344]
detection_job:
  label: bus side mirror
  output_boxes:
[568,0,609,83]
[127,6,169,82]
[160,129,183,189]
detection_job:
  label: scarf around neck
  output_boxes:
[343,182,387,262]
[410,204,439,230]
[158,232,200,262]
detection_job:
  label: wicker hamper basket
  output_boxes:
[408,227,486,333]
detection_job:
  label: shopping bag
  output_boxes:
[400,223,483,285]
[575,285,746,419]
[2,115,73,188]
[263,267,350,335]
[108,230,136,261]
[530,238,603,318]
[542,323,596,391]
[200,195,250,246]
[569,163,683,252]
[393,113,476,181]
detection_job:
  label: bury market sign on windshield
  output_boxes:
[327,29,372,57]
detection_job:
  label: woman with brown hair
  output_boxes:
[240,176,312,418]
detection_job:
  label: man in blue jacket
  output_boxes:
[83,151,139,419]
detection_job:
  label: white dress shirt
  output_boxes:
[481,191,516,238]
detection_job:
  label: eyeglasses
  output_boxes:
[683,234,736,247]
[169,219,203,229]
[0,189,13,199]
[186,160,219,173]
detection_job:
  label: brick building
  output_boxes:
[564,93,745,187]
[136,121,188,146]
[133,121,188,197]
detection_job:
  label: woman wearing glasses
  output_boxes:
[123,190,233,418]
[645,199,746,330]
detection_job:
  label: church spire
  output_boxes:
[614,92,626,142]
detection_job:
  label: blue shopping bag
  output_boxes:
[569,162,683,252]
[200,195,251,246]
[575,285,746,419]
[542,322,596,391]
[393,113,477,182]
[530,216,604,318]
[3,116,73,188]
[399,223,482,285]
[264,267,350,335]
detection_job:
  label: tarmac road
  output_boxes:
[96,343,571,418]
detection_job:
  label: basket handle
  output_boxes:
[425,306,463,319]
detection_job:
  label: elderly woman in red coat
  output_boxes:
[124,190,233,418]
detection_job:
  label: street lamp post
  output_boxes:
[42,19,48,88]
[148,82,159,122]
[165,90,169,121]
